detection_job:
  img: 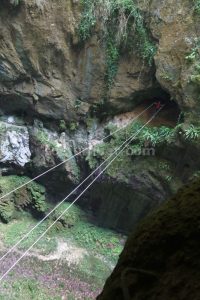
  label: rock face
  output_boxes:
[0,0,199,118]
[0,0,199,232]
[97,179,200,300]
[146,0,200,120]
[0,120,31,167]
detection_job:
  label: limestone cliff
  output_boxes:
[0,0,200,232]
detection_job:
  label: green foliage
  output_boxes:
[28,184,47,213]
[86,121,173,170]
[72,221,122,258]
[186,39,200,86]
[0,176,47,223]
[78,0,156,89]
[1,213,57,254]
[78,0,96,41]
[50,202,84,230]
[185,46,199,63]
[105,38,120,87]
[69,121,78,132]
[75,99,82,110]
[48,202,123,260]
[140,126,172,146]
[190,74,200,84]
[193,0,200,14]
[0,278,59,300]
[158,161,170,171]
[59,119,66,132]
[183,125,200,140]
[0,205,122,298]
[0,200,15,223]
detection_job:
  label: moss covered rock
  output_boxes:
[0,175,47,223]
[98,179,200,300]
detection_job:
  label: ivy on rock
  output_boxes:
[78,0,157,89]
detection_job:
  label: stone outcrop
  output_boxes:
[0,119,31,167]
[0,0,199,118]
[97,179,200,300]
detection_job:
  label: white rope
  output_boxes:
[0,104,154,263]
[0,106,163,282]
[0,103,154,201]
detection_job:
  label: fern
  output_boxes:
[184,125,200,140]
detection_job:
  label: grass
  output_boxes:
[0,213,57,255]
[0,279,60,300]
[0,203,124,299]
[0,203,123,260]
[49,202,123,261]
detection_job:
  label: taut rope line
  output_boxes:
[0,106,163,282]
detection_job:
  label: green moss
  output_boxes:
[28,184,47,213]
[50,202,84,230]
[0,176,47,223]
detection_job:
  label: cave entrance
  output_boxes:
[113,89,181,129]
[141,92,181,127]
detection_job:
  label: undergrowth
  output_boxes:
[0,203,123,260]
[0,279,59,300]
[0,176,47,223]
[86,121,173,169]
[49,203,123,261]
[86,121,200,175]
